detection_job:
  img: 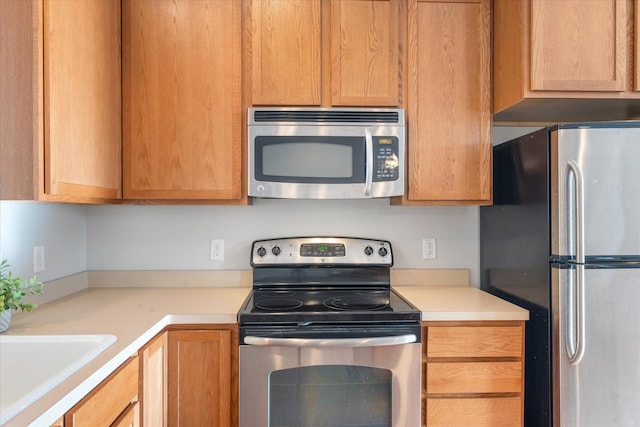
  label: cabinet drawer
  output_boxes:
[426,361,522,394]
[426,397,522,427]
[427,326,523,358]
[111,401,139,427]
[65,356,139,426]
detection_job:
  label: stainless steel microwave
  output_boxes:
[248,107,405,199]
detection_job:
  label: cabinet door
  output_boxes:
[122,0,242,201]
[140,332,167,427]
[530,0,626,92]
[405,0,491,203]
[44,0,121,202]
[330,0,400,106]
[167,330,232,427]
[251,0,322,105]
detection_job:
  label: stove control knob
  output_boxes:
[256,246,267,257]
[378,247,388,257]
[364,245,374,256]
[271,245,282,256]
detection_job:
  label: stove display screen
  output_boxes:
[300,243,346,257]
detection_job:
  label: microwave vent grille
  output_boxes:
[252,110,401,124]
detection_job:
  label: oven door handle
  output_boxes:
[244,334,417,347]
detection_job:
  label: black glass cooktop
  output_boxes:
[238,287,420,325]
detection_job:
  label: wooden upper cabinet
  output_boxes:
[494,0,640,122]
[44,0,122,201]
[122,0,243,201]
[1,0,121,203]
[250,0,322,105]
[529,0,626,92]
[635,0,640,92]
[330,0,400,106]
[248,0,401,107]
[397,0,491,204]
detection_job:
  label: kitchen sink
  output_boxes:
[0,334,117,425]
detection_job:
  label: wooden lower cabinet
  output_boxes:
[54,325,238,427]
[167,325,238,427]
[111,402,140,427]
[139,332,168,427]
[422,321,525,427]
[426,397,521,427]
[64,356,139,427]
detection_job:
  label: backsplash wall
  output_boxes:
[0,201,88,283]
[86,200,480,285]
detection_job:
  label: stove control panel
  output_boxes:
[251,237,392,266]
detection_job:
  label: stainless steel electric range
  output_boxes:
[238,237,422,427]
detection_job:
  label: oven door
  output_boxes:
[248,125,404,199]
[239,335,421,427]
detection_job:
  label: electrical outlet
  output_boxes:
[210,239,225,261]
[34,245,45,272]
[422,238,436,260]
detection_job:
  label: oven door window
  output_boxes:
[255,136,365,183]
[269,365,391,427]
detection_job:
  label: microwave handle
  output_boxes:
[364,128,373,197]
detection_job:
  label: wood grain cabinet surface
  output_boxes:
[51,326,237,427]
[139,332,168,427]
[167,326,238,427]
[64,356,139,427]
[1,0,121,203]
[122,0,243,202]
[247,0,402,107]
[394,0,491,205]
[494,0,640,122]
[422,321,525,427]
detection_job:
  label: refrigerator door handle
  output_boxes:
[567,160,586,365]
[566,264,586,365]
[567,160,585,264]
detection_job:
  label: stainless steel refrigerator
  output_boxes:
[481,122,640,426]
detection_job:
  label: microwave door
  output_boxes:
[247,107,406,199]
[250,129,388,199]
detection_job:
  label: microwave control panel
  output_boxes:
[373,136,399,182]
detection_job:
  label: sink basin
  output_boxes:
[0,334,117,425]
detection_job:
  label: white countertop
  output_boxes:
[1,279,528,426]
[395,285,529,321]
[2,287,250,427]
